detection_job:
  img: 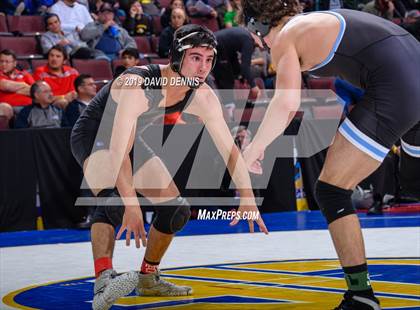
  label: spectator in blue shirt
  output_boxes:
[65,74,97,126]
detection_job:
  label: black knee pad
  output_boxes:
[92,189,125,228]
[152,197,191,234]
[314,180,355,225]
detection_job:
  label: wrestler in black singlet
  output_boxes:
[307,9,420,162]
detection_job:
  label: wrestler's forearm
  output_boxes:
[115,155,139,208]
[226,146,255,198]
[252,95,299,151]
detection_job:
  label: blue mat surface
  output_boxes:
[1,211,419,248]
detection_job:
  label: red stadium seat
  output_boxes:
[7,16,45,35]
[233,79,250,101]
[150,58,169,65]
[307,77,336,91]
[190,17,219,32]
[150,35,159,54]
[72,59,113,81]
[152,15,163,35]
[160,0,171,8]
[0,36,42,58]
[135,36,151,53]
[135,36,158,57]
[312,104,343,119]
[31,59,49,71]
[111,59,124,72]
[0,15,11,35]
[233,107,266,122]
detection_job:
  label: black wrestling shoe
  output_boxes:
[334,291,381,310]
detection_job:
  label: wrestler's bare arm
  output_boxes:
[110,73,150,247]
[186,85,268,233]
[251,35,302,152]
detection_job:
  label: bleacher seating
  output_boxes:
[7,15,45,35]
[312,104,344,119]
[307,77,336,91]
[0,15,11,35]
[31,59,49,70]
[233,107,266,122]
[150,58,169,65]
[72,59,113,81]
[0,36,42,59]
[135,36,158,58]
[159,0,171,8]
[150,35,160,54]
[152,16,163,35]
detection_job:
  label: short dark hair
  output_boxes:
[241,0,300,27]
[47,45,68,60]
[30,81,44,100]
[44,13,60,29]
[0,49,17,60]
[122,48,139,59]
[74,74,93,92]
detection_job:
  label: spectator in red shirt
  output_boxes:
[0,49,34,108]
[0,49,35,128]
[33,45,79,109]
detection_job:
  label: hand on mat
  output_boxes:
[116,205,147,248]
[230,200,269,234]
[243,143,264,175]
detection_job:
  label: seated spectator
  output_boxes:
[33,45,79,109]
[161,0,186,28]
[90,0,120,19]
[186,0,218,18]
[123,0,153,36]
[224,0,241,28]
[0,1,25,15]
[24,0,55,15]
[159,8,188,57]
[80,2,137,61]
[50,0,93,33]
[15,81,69,129]
[0,49,34,108]
[114,47,140,77]
[138,0,160,15]
[363,0,395,20]
[65,74,96,126]
[41,14,107,60]
[4,0,55,15]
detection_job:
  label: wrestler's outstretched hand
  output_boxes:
[116,205,148,248]
[230,199,269,234]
